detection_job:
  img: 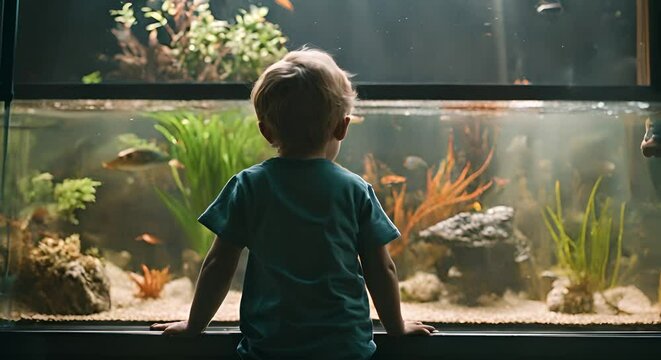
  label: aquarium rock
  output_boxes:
[399,272,444,302]
[419,206,515,248]
[546,278,594,314]
[594,286,654,315]
[419,206,530,305]
[19,234,111,315]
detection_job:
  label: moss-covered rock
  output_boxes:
[19,234,111,315]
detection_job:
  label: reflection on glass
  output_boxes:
[15,0,645,85]
[1,100,659,326]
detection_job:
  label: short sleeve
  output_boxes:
[357,185,401,248]
[198,175,247,248]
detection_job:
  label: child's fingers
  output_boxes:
[150,323,171,330]
[421,324,437,332]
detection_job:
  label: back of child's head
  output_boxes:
[251,48,356,155]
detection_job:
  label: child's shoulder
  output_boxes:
[330,162,371,188]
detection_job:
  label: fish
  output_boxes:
[641,117,661,158]
[471,202,482,212]
[102,147,182,171]
[403,156,428,170]
[493,177,510,187]
[513,78,532,85]
[348,114,364,124]
[380,175,407,186]
[506,135,528,153]
[30,207,51,224]
[536,0,563,14]
[275,0,294,11]
[135,233,162,245]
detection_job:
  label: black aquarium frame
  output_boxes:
[1,0,660,359]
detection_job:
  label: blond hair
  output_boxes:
[251,48,356,155]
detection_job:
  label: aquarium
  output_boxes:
[14,0,644,85]
[0,0,660,337]
[0,99,659,328]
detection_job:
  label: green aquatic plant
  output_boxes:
[542,177,625,292]
[107,1,287,82]
[152,110,270,254]
[23,172,54,203]
[81,71,102,84]
[222,6,289,81]
[53,178,102,225]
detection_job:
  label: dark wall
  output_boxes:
[14,0,637,85]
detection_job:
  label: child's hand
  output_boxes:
[402,321,436,336]
[150,320,200,336]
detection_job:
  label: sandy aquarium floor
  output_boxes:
[5,263,661,327]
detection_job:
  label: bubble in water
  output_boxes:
[129,118,134,121]
[597,102,605,108]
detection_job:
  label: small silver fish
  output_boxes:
[403,156,428,170]
[102,147,183,172]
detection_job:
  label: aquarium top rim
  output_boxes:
[9,84,661,102]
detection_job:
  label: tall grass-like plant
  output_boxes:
[542,177,625,292]
[152,110,270,254]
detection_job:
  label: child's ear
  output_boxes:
[334,116,351,141]
[258,121,275,144]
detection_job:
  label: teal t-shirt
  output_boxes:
[198,157,400,360]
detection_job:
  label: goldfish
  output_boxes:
[275,0,294,11]
[380,175,407,186]
[102,148,183,172]
[135,233,162,245]
[403,156,428,170]
[471,202,482,212]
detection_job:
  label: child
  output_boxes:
[151,48,435,359]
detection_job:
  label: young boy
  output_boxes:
[151,48,434,359]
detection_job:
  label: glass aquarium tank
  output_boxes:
[1,0,660,335]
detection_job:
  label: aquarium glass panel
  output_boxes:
[2,99,660,328]
[15,0,645,85]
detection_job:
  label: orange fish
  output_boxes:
[472,201,483,212]
[380,175,407,186]
[135,233,162,245]
[275,0,294,11]
[493,177,511,187]
[514,78,531,85]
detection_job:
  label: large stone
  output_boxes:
[419,206,530,305]
[594,286,654,315]
[546,278,594,314]
[19,234,111,315]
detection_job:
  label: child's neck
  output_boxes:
[278,147,332,161]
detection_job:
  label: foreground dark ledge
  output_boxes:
[2,324,660,360]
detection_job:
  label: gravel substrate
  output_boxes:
[4,263,660,326]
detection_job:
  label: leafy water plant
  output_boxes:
[542,177,625,293]
[152,110,271,254]
[19,172,101,225]
[388,131,494,257]
[107,1,287,82]
[53,178,102,225]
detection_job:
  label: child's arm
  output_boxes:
[151,235,242,335]
[359,242,435,336]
